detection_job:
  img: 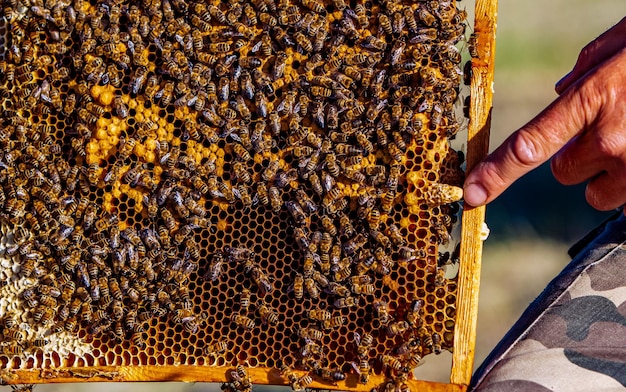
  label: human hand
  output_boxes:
[463,17,626,212]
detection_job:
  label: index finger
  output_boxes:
[463,78,598,207]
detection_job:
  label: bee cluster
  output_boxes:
[0,0,467,387]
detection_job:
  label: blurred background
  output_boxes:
[30,0,625,390]
[473,0,622,379]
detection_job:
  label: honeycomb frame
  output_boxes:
[0,0,497,389]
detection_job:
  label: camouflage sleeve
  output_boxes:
[471,212,626,392]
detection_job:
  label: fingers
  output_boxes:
[552,50,626,187]
[555,16,626,94]
[554,134,626,210]
[586,171,626,211]
[463,75,598,207]
[551,130,626,186]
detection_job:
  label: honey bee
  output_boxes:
[251,183,268,207]
[300,340,324,359]
[131,331,146,349]
[37,306,55,326]
[225,246,255,264]
[402,351,423,370]
[315,367,347,385]
[286,374,311,391]
[381,354,407,372]
[232,143,251,161]
[371,229,392,249]
[361,35,386,52]
[303,268,325,289]
[1,316,17,330]
[269,186,282,212]
[305,172,323,196]
[304,277,319,300]
[321,316,345,329]
[466,32,480,59]
[279,364,300,387]
[64,317,78,333]
[106,277,122,301]
[205,340,230,356]
[235,72,255,102]
[325,153,341,177]
[237,289,251,312]
[159,209,177,235]
[432,332,442,354]
[253,90,268,118]
[258,304,279,325]
[25,145,46,163]
[308,308,331,322]
[231,314,255,330]
[250,267,274,295]
[275,169,298,189]
[417,6,437,27]
[298,327,323,342]
[310,85,333,98]
[261,160,279,182]
[29,337,50,349]
[230,162,252,185]
[302,250,315,278]
[3,327,24,341]
[356,132,374,155]
[387,320,410,337]
[342,233,367,256]
[290,273,304,300]
[369,300,392,326]
[330,263,349,282]
[2,343,24,355]
[353,331,374,360]
[404,299,423,328]
[352,358,371,384]
[351,282,375,295]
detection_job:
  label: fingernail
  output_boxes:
[464,183,488,206]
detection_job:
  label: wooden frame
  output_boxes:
[0,0,498,390]
[451,0,498,387]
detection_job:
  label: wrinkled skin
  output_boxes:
[464,17,626,213]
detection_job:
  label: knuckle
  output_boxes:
[510,131,545,167]
[473,161,509,194]
[594,133,624,158]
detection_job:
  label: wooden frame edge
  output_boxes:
[450,0,498,386]
[5,366,467,391]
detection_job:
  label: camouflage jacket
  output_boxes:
[471,213,626,391]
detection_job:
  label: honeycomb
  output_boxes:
[0,0,468,389]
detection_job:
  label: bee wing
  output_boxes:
[276,97,287,114]
[251,39,263,53]
[231,187,241,200]
[229,370,242,382]
[354,331,361,345]
[351,361,362,375]
[285,277,296,294]
[344,8,358,20]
